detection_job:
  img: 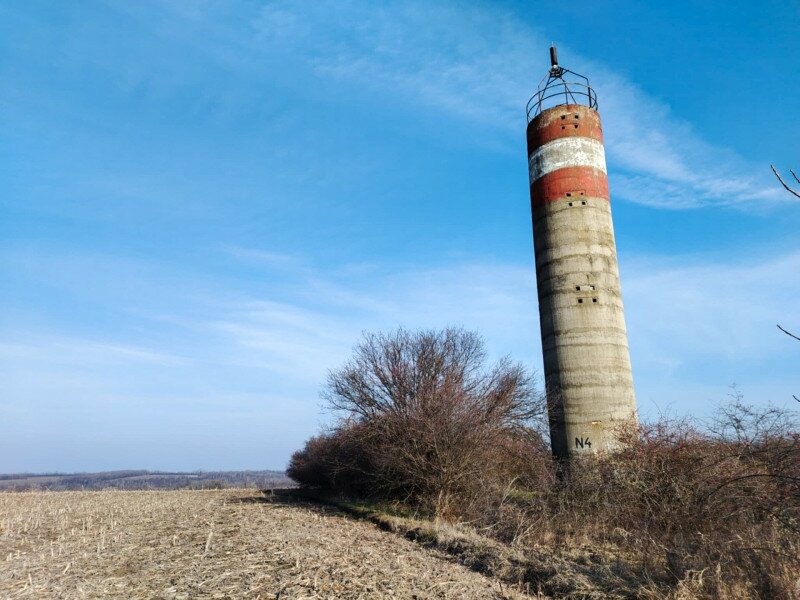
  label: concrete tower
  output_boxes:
[526,47,637,459]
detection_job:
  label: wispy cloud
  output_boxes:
[223,246,304,270]
[3,244,797,470]
[0,336,188,367]
[624,250,800,365]
[213,248,799,391]
[252,0,786,209]
[592,68,784,208]
[6,245,795,405]
[206,260,540,380]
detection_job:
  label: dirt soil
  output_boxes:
[0,489,532,599]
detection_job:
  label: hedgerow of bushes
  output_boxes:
[288,327,800,598]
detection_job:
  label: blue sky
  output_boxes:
[1,0,798,472]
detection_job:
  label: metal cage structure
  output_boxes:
[526,47,598,122]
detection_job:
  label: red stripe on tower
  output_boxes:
[527,104,610,210]
[526,104,604,148]
[530,166,610,208]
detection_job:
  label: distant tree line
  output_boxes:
[0,470,293,491]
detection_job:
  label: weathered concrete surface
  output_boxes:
[527,103,637,459]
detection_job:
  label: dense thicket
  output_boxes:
[289,327,549,515]
[288,328,800,598]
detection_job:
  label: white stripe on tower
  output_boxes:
[528,137,607,184]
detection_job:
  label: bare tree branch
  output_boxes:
[777,324,800,342]
[770,164,800,199]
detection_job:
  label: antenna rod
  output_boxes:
[550,45,558,67]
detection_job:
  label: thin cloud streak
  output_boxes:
[5,248,796,407]
[624,250,800,364]
[212,249,799,389]
[2,246,797,470]
[253,0,786,209]
[0,337,189,367]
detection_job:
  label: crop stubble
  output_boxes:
[0,489,528,599]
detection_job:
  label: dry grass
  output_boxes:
[292,383,800,599]
[0,489,533,599]
[306,493,639,599]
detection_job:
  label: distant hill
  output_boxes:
[0,470,293,491]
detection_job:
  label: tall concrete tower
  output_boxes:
[526,47,637,459]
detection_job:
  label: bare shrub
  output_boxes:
[287,421,378,496]
[291,327,546,517]
[506,399,800,598]
[289,327,799,597]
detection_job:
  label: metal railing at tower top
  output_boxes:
[526,46,598,123]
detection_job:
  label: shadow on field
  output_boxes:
[232,488,651,600]
[232,488,344,514]
[232,489,404,535]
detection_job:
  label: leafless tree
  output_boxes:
[777,324,800,343]
[322,327,546,516]
[776,325,800,402]
[771,164,800,199]
[771,165,799,401]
